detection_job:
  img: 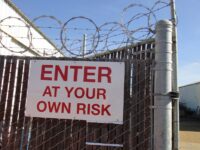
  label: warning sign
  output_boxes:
[25,60,125,124]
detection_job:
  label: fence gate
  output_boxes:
[0,39,155,150]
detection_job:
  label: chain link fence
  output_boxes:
[0,39,155,150]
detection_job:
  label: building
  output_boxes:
[0,0,64,57]
[180,81,200,111]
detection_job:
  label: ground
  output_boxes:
[180,118,200,150]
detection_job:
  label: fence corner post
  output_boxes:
[153,20,173,150]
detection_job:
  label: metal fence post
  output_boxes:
[170,0,180,149]
[154,20,173,150]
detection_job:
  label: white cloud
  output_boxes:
[178,62,200,86]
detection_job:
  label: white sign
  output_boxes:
[25,60,125,124]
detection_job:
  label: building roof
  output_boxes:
[179,81,200,88]
[3,0,64,56]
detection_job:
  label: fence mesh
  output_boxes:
[0,39,155,150]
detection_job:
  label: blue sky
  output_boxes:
[11,0,200,86]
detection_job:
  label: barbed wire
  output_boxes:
[0,16,33,54]
[0,0,173,57]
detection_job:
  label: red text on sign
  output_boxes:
[77,103,111,116]
[37,100,71,113]
[40,65,112,83]
[65,87,106,100]
[42,86,60,97]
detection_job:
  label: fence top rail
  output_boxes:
[0,55,153,63]
[88,38,155,58]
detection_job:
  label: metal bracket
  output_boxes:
[169,91,179,99]
[150,106,172,110]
